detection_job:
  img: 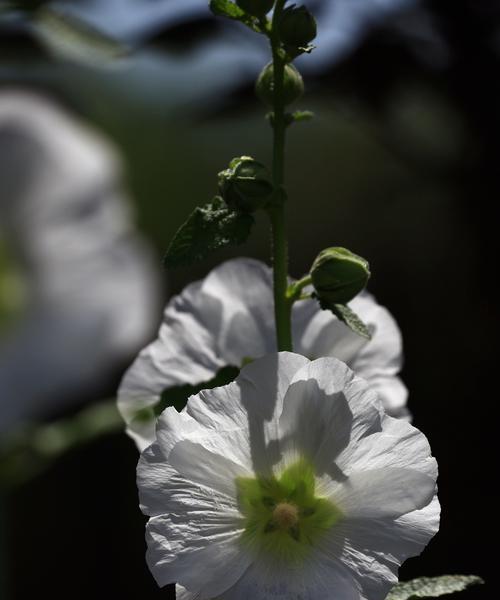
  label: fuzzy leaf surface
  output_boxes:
[209,0,245,19]
[320,301,371,340]
[164,197,254,267]
[387,576,484,600]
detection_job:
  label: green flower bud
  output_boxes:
[218,156,273,213]
[279,5,317,48]
[255,62,304,107]
[236,0,275,17]
[310,247,370,305]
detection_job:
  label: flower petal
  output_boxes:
[336,415,438,479]
[155,406,204,458]
[143,416,249,597]
[318,496,440,600]
[117,280,225,450]
[168,439,251,498]
[293,299,367,364]
[146,510,251,597]
[118,259,278,450]
[293,291,408,418]
[315,530,396,600]
[175,584,191,600]
[137,407,205,515]
[186,352,309,474]
[217,554,362,600]
[345,496,440,566]
[278,357,382,472]
[137,444,178,517]
[139,386,253,598]
[138,407,252,515]
[349,293,403,376]
[199,258,275,365]
[369,375,409,418]
[328,467,436,519]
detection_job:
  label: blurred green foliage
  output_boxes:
[0,238,26,333]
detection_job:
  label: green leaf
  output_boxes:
[163,197,254,267]
[209,0,263,33]
[209,0,245,19]
[0,239,26,333]
[280,111,315,128]
[156,365,240,415]
[321,300,372,340]
[292,110,315,122]
[387,576,484,600]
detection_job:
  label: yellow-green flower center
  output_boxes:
[236,458,342,565]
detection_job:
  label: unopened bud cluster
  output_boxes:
[218,156,274,213]
[253,4,317,107]
[279,5,317,57]
[310,247,370,305]
[256,62,304,106]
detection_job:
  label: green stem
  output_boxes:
[0,400,123,489]
[269,0,293,352]
[287,274,312,301]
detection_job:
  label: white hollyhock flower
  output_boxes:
[0,91,159,431]
[118,258,408,450]
[138,352,439,600]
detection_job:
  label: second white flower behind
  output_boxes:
[138,352,439,600]
[119,258,408,450]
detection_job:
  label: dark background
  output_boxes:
[1,1,498,598]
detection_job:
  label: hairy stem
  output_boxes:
[269,0,293,352]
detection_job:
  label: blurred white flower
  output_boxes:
[119,258,408,450]
[0,90,159,432]
[138,352,439,599]
[49,0,417,72]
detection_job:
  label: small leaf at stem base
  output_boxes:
[386,575,484,600]
[319,299,372,340]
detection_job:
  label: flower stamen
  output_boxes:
[272,502,299,529]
